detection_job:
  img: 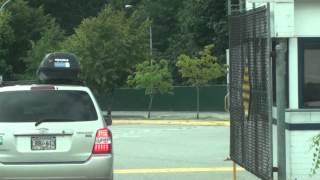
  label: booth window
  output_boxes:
[299,38,320,108]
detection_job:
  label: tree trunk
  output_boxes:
[107,105,112,117]
[107,91,115,117]
[148,94,154,119]
[196,86,200,119]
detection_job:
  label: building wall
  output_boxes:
[246,0,295,38]
[295,0,320,37]
[285,111,320,180]
[289,2,320,178]
[246,0,320,37]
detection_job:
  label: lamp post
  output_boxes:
[0,0,12,12]
[125,4,153,64]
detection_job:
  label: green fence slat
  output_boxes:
[96,85,227,112]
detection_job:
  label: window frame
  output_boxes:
[298,37,320,108]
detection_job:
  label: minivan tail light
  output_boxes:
[92,128,112,154]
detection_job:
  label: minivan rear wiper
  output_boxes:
[35,118,76,127]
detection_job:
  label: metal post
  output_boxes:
[125,4,153,64]
[276,39,287,180]
[233,162,237,180]
[266,4,274,180]
[149,24,153,65]
[227,0,231,15]
[239,0,246,12]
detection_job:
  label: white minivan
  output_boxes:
[0,52,113,180]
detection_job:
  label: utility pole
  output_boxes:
[0,0,12,12]
[125,4,153,64]
[276,39,287,180]
[149,24,153,65]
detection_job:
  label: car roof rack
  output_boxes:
[0,52,85,88]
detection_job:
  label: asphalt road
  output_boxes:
[110,124,260,180]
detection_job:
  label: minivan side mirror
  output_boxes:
[104,114,112,126]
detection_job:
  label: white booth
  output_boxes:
[229,0,320,179]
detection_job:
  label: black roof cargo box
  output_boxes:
[37,52,80,83]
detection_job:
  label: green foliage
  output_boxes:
[128,60,173,96]
[177,44,226,119]
[128,59,173,118]
[0,0,228,85]
[62,6,149,94]
[28,0,108,35]
[0,12,14,77]
[132,0,228,84]
[167,0,227,61]
[176,44,226,87]
[25,23,65,78]
[311,134,320,175]
[135,0,182,54]
[4,0,58,79]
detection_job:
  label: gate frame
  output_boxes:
[228,3,274,180]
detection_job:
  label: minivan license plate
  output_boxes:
[31,136,56,150]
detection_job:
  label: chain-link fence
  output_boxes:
[229,6,273,180]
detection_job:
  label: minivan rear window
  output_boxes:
[0,90,98,122]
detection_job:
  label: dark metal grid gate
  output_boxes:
[229,6,273,180]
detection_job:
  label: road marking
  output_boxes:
[115,167,244,174]
[113,120,230,126]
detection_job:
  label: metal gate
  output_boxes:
[229,6,273,180]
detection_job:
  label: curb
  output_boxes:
[114,167,244,174]
[113,120,230,126]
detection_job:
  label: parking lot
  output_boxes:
[110,124,259,180]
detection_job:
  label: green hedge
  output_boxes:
[97,85,227,111]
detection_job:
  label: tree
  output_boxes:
[131,0,228,84]
[167,0,228,62]
[0,12,14,78]
[28,0,108,35]
[25,22,65,78]
[176,44,226,119]
[128,60,173,118]
[62,6,149,111]
[311,135,320,175]
[135,0,182,55]
[4,0,59,80]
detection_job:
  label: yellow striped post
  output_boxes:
[242,66,250,120]
[233,162,237,180]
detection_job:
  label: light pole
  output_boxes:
[0,0,12,12]
[125,4,153,64]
